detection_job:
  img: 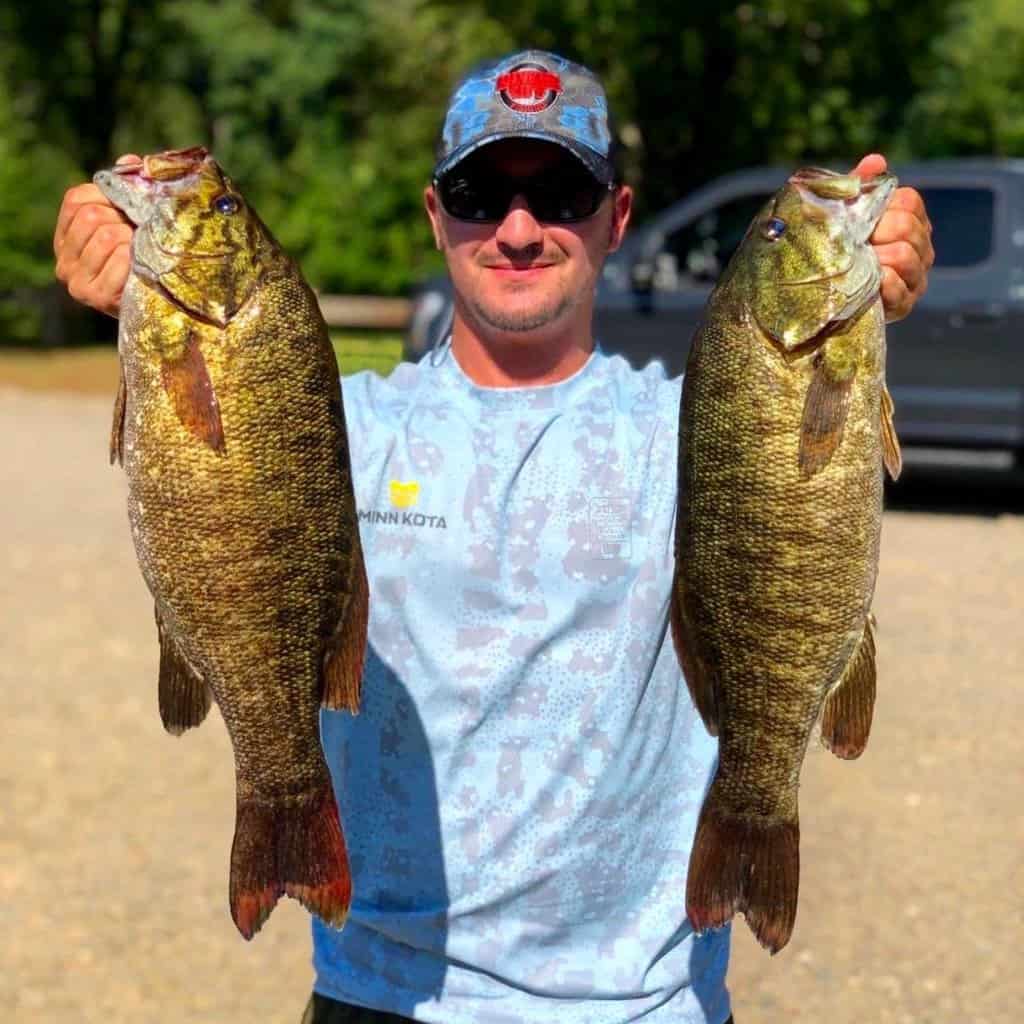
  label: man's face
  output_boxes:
[425,139,632,345]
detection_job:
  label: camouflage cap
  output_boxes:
[434,50,616,184]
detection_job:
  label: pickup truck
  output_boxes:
[405,159,1024,463]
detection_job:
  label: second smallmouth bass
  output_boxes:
[94,147,369,940]
[672,168,902,954]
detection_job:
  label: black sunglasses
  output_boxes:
[435,164,616,224]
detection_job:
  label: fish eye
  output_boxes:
[762,217,787,241]
[214,194,240,215]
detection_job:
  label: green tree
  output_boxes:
[0,73,83,341]
[0,0,966,344]
[167,0,513,294]
[481,0,954,217]
[904,0,1024,156]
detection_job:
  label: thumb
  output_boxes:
[850,153,887,179]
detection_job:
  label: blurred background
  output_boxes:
[3,0,1024,346]
[1,1,1022,1022]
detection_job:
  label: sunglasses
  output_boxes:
[435,163,615,224]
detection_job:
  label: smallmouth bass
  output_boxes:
[94,147,368,940]
[672,167,902,954]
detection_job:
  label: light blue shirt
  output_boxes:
[313,345,731,1023]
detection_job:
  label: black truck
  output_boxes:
[406,159,1024,464]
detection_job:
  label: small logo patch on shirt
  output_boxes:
[588,497,631,558]
[360,480,446,529]
[389,480,420,508]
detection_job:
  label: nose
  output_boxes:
[494,194,544,260]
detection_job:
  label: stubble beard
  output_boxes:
[467,288,580,334]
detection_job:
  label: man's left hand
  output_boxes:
[852,153,934,324]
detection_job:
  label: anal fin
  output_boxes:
[820,614,877,759]
[881,384,902,481]
[110,359,127,466]
[155,604,211,735]
[322,549,369,713]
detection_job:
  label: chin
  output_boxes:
[471,295,577,339]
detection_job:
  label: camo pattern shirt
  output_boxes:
[313,345,731,1024]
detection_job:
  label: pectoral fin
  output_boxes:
[155,604,211,735]
[881,384,902,481]
[798,352,854,479]
[820,614,877,759]
[161,332,226,455]
[109,359,127,466]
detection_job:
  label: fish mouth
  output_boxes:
[93,146,211,226]
[772,166,896,307]
[790,166,897,244]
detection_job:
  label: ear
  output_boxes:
[424,185,444,251]
[607,184,633,253]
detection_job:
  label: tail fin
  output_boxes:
[686,791,800,955]
[229,783,351,940]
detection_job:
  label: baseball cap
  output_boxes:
[434,50,617,185]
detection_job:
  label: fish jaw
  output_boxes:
[93,147,210,227]
[743,168,896,349]
[94,147,264,326]
[820,171,896,324]
[94,148,213,283]
[790,167,896,245]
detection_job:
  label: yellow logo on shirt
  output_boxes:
[389,480,420,508]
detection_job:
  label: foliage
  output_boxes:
[0,83,82,340]
[167,0,512,293]
[903,0,1024,156]
[485,0,955,217]
[0,0,1012,344]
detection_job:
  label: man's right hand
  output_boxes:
[54,154,140,318]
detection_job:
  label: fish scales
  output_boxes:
[672,168,901,954]
[96,148,368,940]
[121,273,357,793]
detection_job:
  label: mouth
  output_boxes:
[110,147,209,183]
[484,262,557,278]
[790,166,897,243]
[93,147,210,225]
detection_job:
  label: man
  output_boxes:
[54,50,933,1024]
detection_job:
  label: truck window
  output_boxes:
[916,187,994,268]
[655,193,771,290]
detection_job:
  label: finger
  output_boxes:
[874,239,927,297]
[115,153,142,166]
[850,153,887,179]
[886,186,931,235]
[55,184,118,255]
[871,208,932,264]
[91,242,132,315]
[880,265,914,324]
[56,204,131,282]
[66,239,131,315]
[77,221,133,283]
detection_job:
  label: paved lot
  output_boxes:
[3,388,1022,1023]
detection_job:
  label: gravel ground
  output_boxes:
[4,387,1022,1023]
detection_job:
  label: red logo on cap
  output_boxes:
[497,64,562,113]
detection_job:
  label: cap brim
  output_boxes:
[434,130,614,185]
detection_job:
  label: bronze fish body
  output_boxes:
[94,147,368,940]
[672,168,902,954]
